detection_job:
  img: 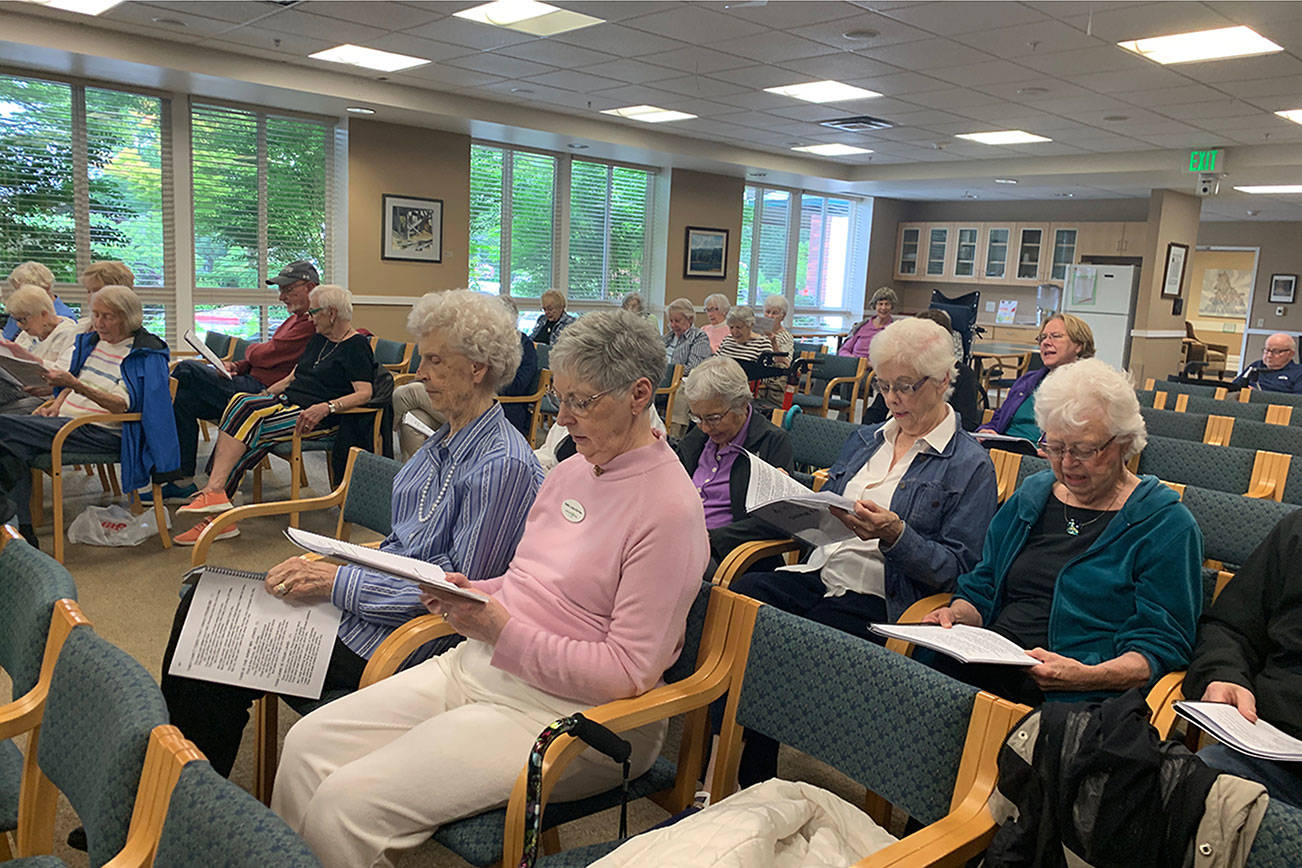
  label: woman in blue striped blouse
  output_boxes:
[160,289,545,778]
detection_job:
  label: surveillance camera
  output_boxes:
[1196,173,1221,196]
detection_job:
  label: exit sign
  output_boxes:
[1188,149,1223,172]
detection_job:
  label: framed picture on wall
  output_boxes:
[684,226,729,279]
[1161,242,1188,299]
[382,194,442,262]
[1270,273,1297,304]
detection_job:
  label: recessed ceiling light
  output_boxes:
[1053,192,1075,198]
[454,0,603,36]
[150,16,186,26]
[600,105,696,123]
[764,80,882,103]
[994,178,1018,184]
[956,130,1052,145]
[1275,109,1302,125]
[1016,86,1049,95]
[510,87,534,94]
[841,29,879,41]
[22,0,122,14]
[567,143,589,150]
[1118,25,1282,65]
[791,143,872,156]
[309,44,429,72]
[1234,185,1302,194]
[345,106,376,115]
[1103,115,1130,122]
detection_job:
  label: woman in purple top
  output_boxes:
[839,286,897,358]
[978,313,1094,441]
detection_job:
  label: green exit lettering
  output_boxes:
[1188,149,1221,172]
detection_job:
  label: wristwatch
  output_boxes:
[327,400,338,413]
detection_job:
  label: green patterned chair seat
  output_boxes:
[0,737,20,831]
[1140,407,1209,443]
[1246,799,1302,865]
[1137,436,1256,496]
[4,855,66,866]
[30,450,118,471]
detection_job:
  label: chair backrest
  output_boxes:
[1157,379,1222,399]
[809,353,863,385]
[534,343,550,372]
[930,289,980,361]
[371,337,409,369]
[1246,388,1302,407]
[339,449,401,536]
[1183,394,1269,421]
[1015,454,1051,490]
[1134,389,1157,408]
[1181,485,1300,569]
[229,338,251,363]
[1245,798,1302,866]
[202,330,233,359]
[1137,436,1256,496]
[663,582,715,684]
[34,626,169,866]
[734,604,984,825]
[784,412,860,476]
[153,760,322,867]
[1141,407,1210,443]
[0,531,77,698]
[793,340,824,356]
[1229,417,1302,455]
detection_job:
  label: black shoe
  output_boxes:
[18,523,38,549]
[67,825,87,851]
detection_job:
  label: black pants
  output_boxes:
[159,584,367,777]
[0,414,121,524]
[722,569,887,787]
[171,360,265,477]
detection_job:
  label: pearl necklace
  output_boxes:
[417,453,457,522]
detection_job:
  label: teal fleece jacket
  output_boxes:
[955,470,1203,697]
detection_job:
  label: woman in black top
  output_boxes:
[177,284,375,519]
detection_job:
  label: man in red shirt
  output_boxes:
[160,261,318,501]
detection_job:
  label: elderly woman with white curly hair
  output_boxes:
[161,288,544,779]
[727,316,997,786]
[272,310,708,868]
[925,357,1203,706]
[5,260,76,341]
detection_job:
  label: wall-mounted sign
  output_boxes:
[1187,149,1224,173]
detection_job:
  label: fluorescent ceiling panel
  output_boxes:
[1234,185,1302,194]
[1275,109,1302,126]
[791,144,873,155]
[600,105,697,123]
[22,0,121,13]
[763,80,882,103]
[309,44,429,72]
[955,130,1052,145]
[454,0,603,37]
[1117,26,1282,65]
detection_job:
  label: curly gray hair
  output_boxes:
[407,289,522,390]
[681,355,752,410]
[550,309,664,396]
[92,285,143,332]
[309,284,353,321]
[6,285,55,319]
[7,261,54,293]
[1034,358,1147,460]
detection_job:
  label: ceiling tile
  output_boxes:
[718,1,864,30]
[495,39,617,68]
[258,9,389,44]
[562,2,682,22]
[769,103,868,123]
[1116,83,1227,108]
[143,2,274,25]
[789,12,933,49]
[883,1,1051,36]
[210,30,334,57]
[621,6,768,45]
[395,64,508,87]
[708,64,825,89]
[900,87,1005,110]
[1217,75,1302,99]
[301,1,443,30]
[778,51,901,80]
[636,46,753,75]
[653,75,753,99]
[952,19,1105,57]
[444,53,556,79]
[547,22,683,56]
[861,38,997,70]
[845,71,952,96]
[525,69,628,94]
[712,32,841,64]
[1176,53,1302,85]
[1071,66,1189,94]
[100,4,236,38]
[1016,44,1152,76]
[406,16,535,50]
[1060,3,1234,41]
[927,60,1042,87]
[1156,98,1270,121]
[577,59,676,84]
[364,33,475,63]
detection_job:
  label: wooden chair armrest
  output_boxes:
[811,468,829,491]
[1245,481,1277,499]
[190,484,350,566]
[358,614,456,687]
[1146,670,1185,739]
[47,411,141,467]
[885,593,954,657]
[712,538,802,588]
[393,373,418,387]
[0,683,47,742]
[497,386,547,405]
[820,373,860,399]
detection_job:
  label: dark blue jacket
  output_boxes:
[823,417,997,620]
[981,366,1049,435]
[1231,359,1302,394]
[66,328,180,491]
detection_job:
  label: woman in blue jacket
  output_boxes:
[0,284,179,547]
[926,358,1203,705]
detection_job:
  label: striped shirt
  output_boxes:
[61,337,131,429]
[716,334,772,363]
[331,402,544,662]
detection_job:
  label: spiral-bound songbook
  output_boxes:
[167,565,342,699]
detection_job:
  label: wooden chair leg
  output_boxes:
[254,695,279,806]
[95,464,112,494]
[289,452,302,530]
[152,482,172,550]
[541,828,562,855]
[252,464,263,504]
[200,419,211,443]
[29,469,44,528]
[51,465,64,564]
[0,828,13,859]
[107,465,121,497]
[864,789,891,827]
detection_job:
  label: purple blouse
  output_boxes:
[838,315,893,358]
[691,405,753,530]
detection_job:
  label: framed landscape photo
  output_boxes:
[382,194,442,262]
[1270,273,1297,304]
[684,226,728,279]
[1161,241,1188,299]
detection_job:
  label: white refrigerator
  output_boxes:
[1062,264,1139,370]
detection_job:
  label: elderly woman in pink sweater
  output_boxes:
[272,310,709,868]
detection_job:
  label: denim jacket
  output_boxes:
[823,420,997,620]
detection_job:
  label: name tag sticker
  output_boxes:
[561,499,586,523]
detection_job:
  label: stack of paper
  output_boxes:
[868,623,1038,666]
[1175,701,1302,762]
[743,452,858,547]
[283,527,484,604]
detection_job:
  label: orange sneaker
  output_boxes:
[177,490,233,514]
[174,518,239,546]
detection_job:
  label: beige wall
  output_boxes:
[864,197,904,319]
[348,119,471,340]
[664,169,744,323]
[1128,190,1199,383]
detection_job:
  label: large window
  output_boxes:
[191,101,334,339]
[470,143,654,307]
[737,184,867,333]
[0,74,172,337]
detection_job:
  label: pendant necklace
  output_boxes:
[1063,488,1120,536]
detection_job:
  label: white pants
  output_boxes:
[392,381,446,461]
[272,640,666,868]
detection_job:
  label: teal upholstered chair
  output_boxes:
[370,337,413,374]
[1141,407,1210,443]
[1229,417,1302,455]
[1182,395,1269,422]
[1137,436,1258,496]
[1134,389,1157,408]
[777,410,861,488]
[1245,388,1302,408]
[0,530,78,860]
[1014,453,1051,490]
[13,619,168,865]
[1180,485,1300,571]
[789,354,869,419]
[1246,799,1302,865]
[1152,379,1222,400]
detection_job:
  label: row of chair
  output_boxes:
[0,526,320,865]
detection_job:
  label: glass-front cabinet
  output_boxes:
[1015,224,1046,281]
[896,224,922,278]
[925,225,950,277]
[1049,226,1077,281]
[953,226,980,278]
[983,226,1011,281]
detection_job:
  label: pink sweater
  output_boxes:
[484,435,709,706]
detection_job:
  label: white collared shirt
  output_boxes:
[780,405,957,598]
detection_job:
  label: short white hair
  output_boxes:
[762,294,789,318]
[870,317,957,399]
[725,306,755,327]
[665,297,695,320]
[408,289,522,391]
[1034,358,1147,460]
[309,284,353,320]
[621,293,645,313]
[704,293,731,313]
[7,261,54,293]
[6,285,55,319]
[682,355,752,410]
[92,285,143,332]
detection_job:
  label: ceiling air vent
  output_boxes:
[819,116,894,132]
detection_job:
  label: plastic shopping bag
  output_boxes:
[67,503,171,547]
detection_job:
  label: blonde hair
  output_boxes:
[1044,313,1096,359]
[80,260,135,289]
[540,289,566,309]
[92,285,144,332]
[8,261,54,292]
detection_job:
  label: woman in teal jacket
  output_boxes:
[926,358,1202,705]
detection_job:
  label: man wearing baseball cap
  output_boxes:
[156,260,319,503]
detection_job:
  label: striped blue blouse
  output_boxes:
[331,401,544,663]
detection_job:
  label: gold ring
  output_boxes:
[276,583,289,595]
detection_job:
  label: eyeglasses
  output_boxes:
[877,376,929,395]
[1264,347,1293,356]
[1036,331,1068,343]
[545,384,625,416]
[307,307,326,315]
[689,411,733,427]
[1037,435,1116,462]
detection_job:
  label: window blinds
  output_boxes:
[569,159,652,301]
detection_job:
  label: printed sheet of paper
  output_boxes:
[743,452,858,547]
[184,328,233,379]
[0,344,50,389]
[403,411,436,438]
[283,527,484,603]
[1175,701,1302,762]
[869,623,1039,667]
[167,568,341,699]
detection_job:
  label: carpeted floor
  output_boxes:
[9,442,871,866]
